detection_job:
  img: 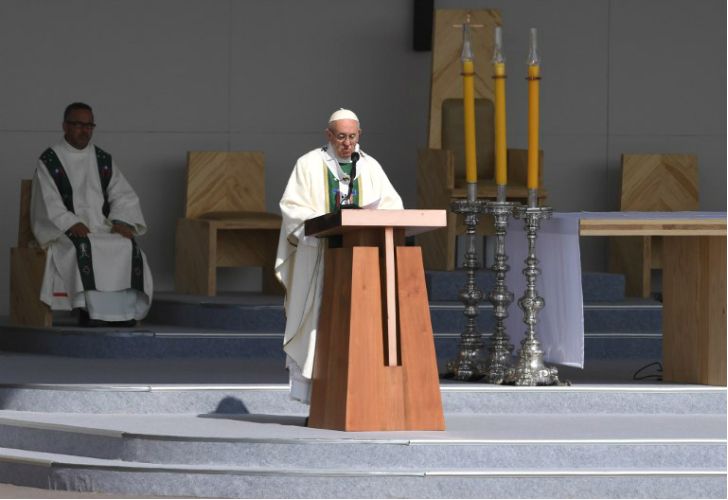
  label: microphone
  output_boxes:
[341,152,360,208]
[349,151,359,185]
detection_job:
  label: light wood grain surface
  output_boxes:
[610,154,699,297]
[11,180,52,327]
[582,214,726,385]
[175,151,282,296]
[185,151,266,218]
[620,154,698,212]
[581,218,725,236]
[428,9,500,149]
[662,236,726,385]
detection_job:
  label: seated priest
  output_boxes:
[30,102,153,327]
[275,108,404,404]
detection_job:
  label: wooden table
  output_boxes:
[580,217,726,385]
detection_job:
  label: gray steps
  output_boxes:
[0,448,722,499]
[0,410,724,498]
[0,355,721,498]
[0,412,724,469]
[0,383,724,415]
[0,268,719,498]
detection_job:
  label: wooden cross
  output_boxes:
[452,12,484,30]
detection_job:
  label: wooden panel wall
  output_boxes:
[428,9,500,149]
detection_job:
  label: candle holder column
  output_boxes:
[445,198,489,380]
[483,199,517,383]
[505,204,563,386]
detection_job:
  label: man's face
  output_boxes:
[63,108,95,150]
[326,119,360,159]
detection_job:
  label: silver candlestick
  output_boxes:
[505,202,563,386]
[483,199,517,384]
[445,197,488,380]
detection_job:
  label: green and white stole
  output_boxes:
[324,161,361,212]
[40,147,144,293]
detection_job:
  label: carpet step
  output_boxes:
[0,298,662,360]
[144,296,660,335]
[426,270,626,303]
[429,301,661,334]
[0,323,661,361]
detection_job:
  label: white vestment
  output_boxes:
[30,140,153,321]
[275,145,403,402]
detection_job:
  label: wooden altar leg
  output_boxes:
[662,236,726,385]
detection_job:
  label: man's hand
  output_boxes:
[68,223,90,238]
[111,223,135,239]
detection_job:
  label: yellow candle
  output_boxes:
[527,28,540,191]
[462,58,477,184]
[527,63,540,190]
[494,61,507,187]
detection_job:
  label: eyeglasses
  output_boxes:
[329,131,359,143]
[65,121,96,130]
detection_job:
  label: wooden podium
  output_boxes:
[304,209,447,431]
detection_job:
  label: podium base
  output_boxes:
[308,246,445,431]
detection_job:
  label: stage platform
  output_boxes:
[0,271,724,498]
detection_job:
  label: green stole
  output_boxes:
[323,161,362,248]
[325,161,361,212]
[39,147,144,293]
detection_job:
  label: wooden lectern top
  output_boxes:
[305,209,447,238]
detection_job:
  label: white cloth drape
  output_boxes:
[503,210,726,369]
[504,213,585,368]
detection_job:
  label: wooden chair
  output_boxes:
[416,98,545,270]
[10,179,53,327]
[609,153,699,297]
[174,151,283,296]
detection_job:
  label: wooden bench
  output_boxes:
[10,179,53,327]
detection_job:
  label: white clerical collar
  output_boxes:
[61,139,93,154]
[326,143,361,164]
[323,144,362,182]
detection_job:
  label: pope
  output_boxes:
[275,108,403,404]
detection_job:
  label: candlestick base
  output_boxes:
[482,199,517,384]
[496,184,507,203]
[504,205,566,387]
[444,198,489,381]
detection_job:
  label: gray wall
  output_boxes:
[0,0,724,313]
